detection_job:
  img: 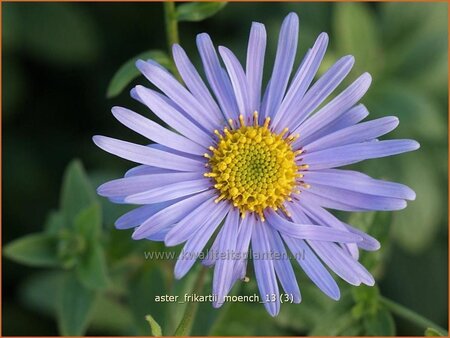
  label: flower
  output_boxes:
[94,12,419,316]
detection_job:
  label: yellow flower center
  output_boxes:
[205,112,305,221]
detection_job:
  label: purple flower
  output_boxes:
[94,12,419,316]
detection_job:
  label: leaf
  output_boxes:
[381,3,447,80]
[60,160,97,226]
[426,327,445,336]
[129,264,168,335]
[273,282,336,332]
[73,204,109,290]
[3,4,23,51]
[145,314,163,336]
[347,211,392,274]
[4,233,60,267]
[19,271,134,335]
[391,153,443,253]
[74,203,102,240]
[366,82,446,143]
[106,50,170,98]
[76,244,110,290]
[333,3,381,75]
[164,263,200,333]
[309,290,360,335]
[363,307,396,336]
[44,211,67,235]
[16,3,100,64]
[176,2,227,22]
[58,271,97,336]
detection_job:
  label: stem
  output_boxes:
[163,1,181,80]
[174,267,208,336]
[380,296,448,335]
[164,2,179,50]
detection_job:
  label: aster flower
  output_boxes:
[94,12,419,316]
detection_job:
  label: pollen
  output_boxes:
[205,112,299,221]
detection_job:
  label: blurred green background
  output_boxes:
[3,2,448,336]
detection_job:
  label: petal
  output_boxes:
[343,223,381,251]
[265,209,362,243]
[282,236,340,300]
[97,172,202,198]
[219,46,250,118]
[298,104,369,147]
[125,179,211,204]
[133,85,212,146]
[232,215,255,280]
[196,33,239,120]
[132,190,214,239]
[302,169,416,200]
[115,200,175,229]
[172,44,225,125]
[174,204,229,279]
[300,139,420,170]
[287,55,355,130]
[308,241,374,286]
[125,166,175,178]
[165,198,228,246]
[304,116,399,152]
[146,227,171,241]
[213,207,240,307]
[202,235,220,267]
[299,190,367,212]
[308,241,360,285]
[306,184,408,211]
[252,220,280,316]
[293,72,371,139]
[93,136,205,172]
[136,60,220,131]
[261,12,299,120]
[272,33,328,131]
[290,202,359,260]
[149,143,204,161]
[111,106,206,155]
[265,224,301,303]
[246,22,267,113]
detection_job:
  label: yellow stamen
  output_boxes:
[253,111,258,126]
[239,114,245,127]
[206,112,299,219]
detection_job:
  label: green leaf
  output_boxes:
[129,264,168,335]
[426,327,445,336]
[309,290,361,336]
[16,3,100,64]
[74,203,102,240]
[3,4,23,51]
[363,307,396,336]
[333,3,381,75]
[4,233,60,267]
[73,204,109,290]
[76,244,110,290]
[19,271,134,335]
[164,263,199,333]
[391,152,443,253]
[58,271,97,336]
[381,3,447,80]
[366,82,446,142]
[45,211,67,235]
[347,211,391,274]
[106,50,170,98]
[274,282,337,332]
[176,2,227,22]
[145,314,163,336]
[60,160,97,226]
